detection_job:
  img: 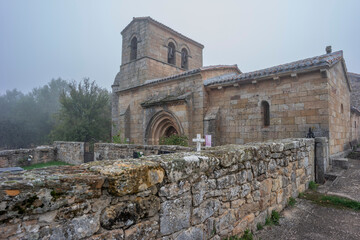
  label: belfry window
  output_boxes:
[181,48,188,69]
[261,101,270,126]
[167,42,176,65]
[130,37,137,60]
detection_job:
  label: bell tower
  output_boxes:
[112,17,204,92]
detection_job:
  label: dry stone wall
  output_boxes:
[0,146,55,168]
[0,138,315,240]
[94,143,193,161]
[53,141,85,165]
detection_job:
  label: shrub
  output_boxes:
[159,134,188,147]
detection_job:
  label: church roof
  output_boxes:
[143,65,241,85]
[122,17,204,48]
[204,51,344,86]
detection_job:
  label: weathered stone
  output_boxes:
[160,195,191,235]
[260,179,272,197]
[217,174,236,189]
[101,196,159,230]
[232,213,255,236]
[101,202,139,229]
[192,199,220,225]
[241,183,251,198]
[88,229,124,240]
[91,160,165,196]
[215,210,236,233]
[125,220,159,240]
[0,224,20,239]
[268,159,277,172]
[236,170,247,184]
[176,226,205,240]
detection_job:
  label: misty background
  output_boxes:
[1,0,360,94]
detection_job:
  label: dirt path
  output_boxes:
[254,198,360,240]
[254,158,360,240]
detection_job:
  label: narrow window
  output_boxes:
[261,101,270,126]
[181,48,188,69]
[167,42,176,65]
[130,37,137,60]
[355,121,357,128]
[341,104,344,113]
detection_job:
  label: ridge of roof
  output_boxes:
[121,17,204,48]
[349,72,360,78]
[204,51,343,86]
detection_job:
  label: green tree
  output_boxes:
[50,78,111,143]
[0,79,69,149]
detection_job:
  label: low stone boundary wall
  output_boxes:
[94,143,193,161]
[54,141,85,165]
[0,146,55,168]
[0,138,315,239]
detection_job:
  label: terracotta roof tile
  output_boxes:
[204,51,343,86]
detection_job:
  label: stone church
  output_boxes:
[112,17,360,157]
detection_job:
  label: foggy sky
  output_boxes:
[1,0,360,94]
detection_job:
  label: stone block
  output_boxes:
[160,195,192,235]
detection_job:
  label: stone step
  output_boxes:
[332,158,349,169]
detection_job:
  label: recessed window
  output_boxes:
[181,48,188,69]
[167,42,176,65]
[261,101,270,127]
[130,37,137,60]
[341,104,344,113]
[355,121,357,128]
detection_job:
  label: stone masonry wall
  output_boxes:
[207,71,329,146]
[350,72,360,109]
[0,146,55,168]
[0,138,315,240]
[53,141,85,165]
[94,143,193,161]
[328,62,352,155]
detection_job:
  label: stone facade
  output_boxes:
[0,138,315,239]
[112,17,360,157]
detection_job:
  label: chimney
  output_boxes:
[326,46,332,54]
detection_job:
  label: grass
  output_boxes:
[299,191,360,211]
[308,181,318,190]
[224,229,253,240]
[22,161,71,170]
[288,197,296,207]
[256,223,263,230]
[264,210,280,226]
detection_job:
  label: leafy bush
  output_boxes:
[159,134,188,147]
[112,130,127,144]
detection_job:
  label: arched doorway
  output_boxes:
[146,111,183,145]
